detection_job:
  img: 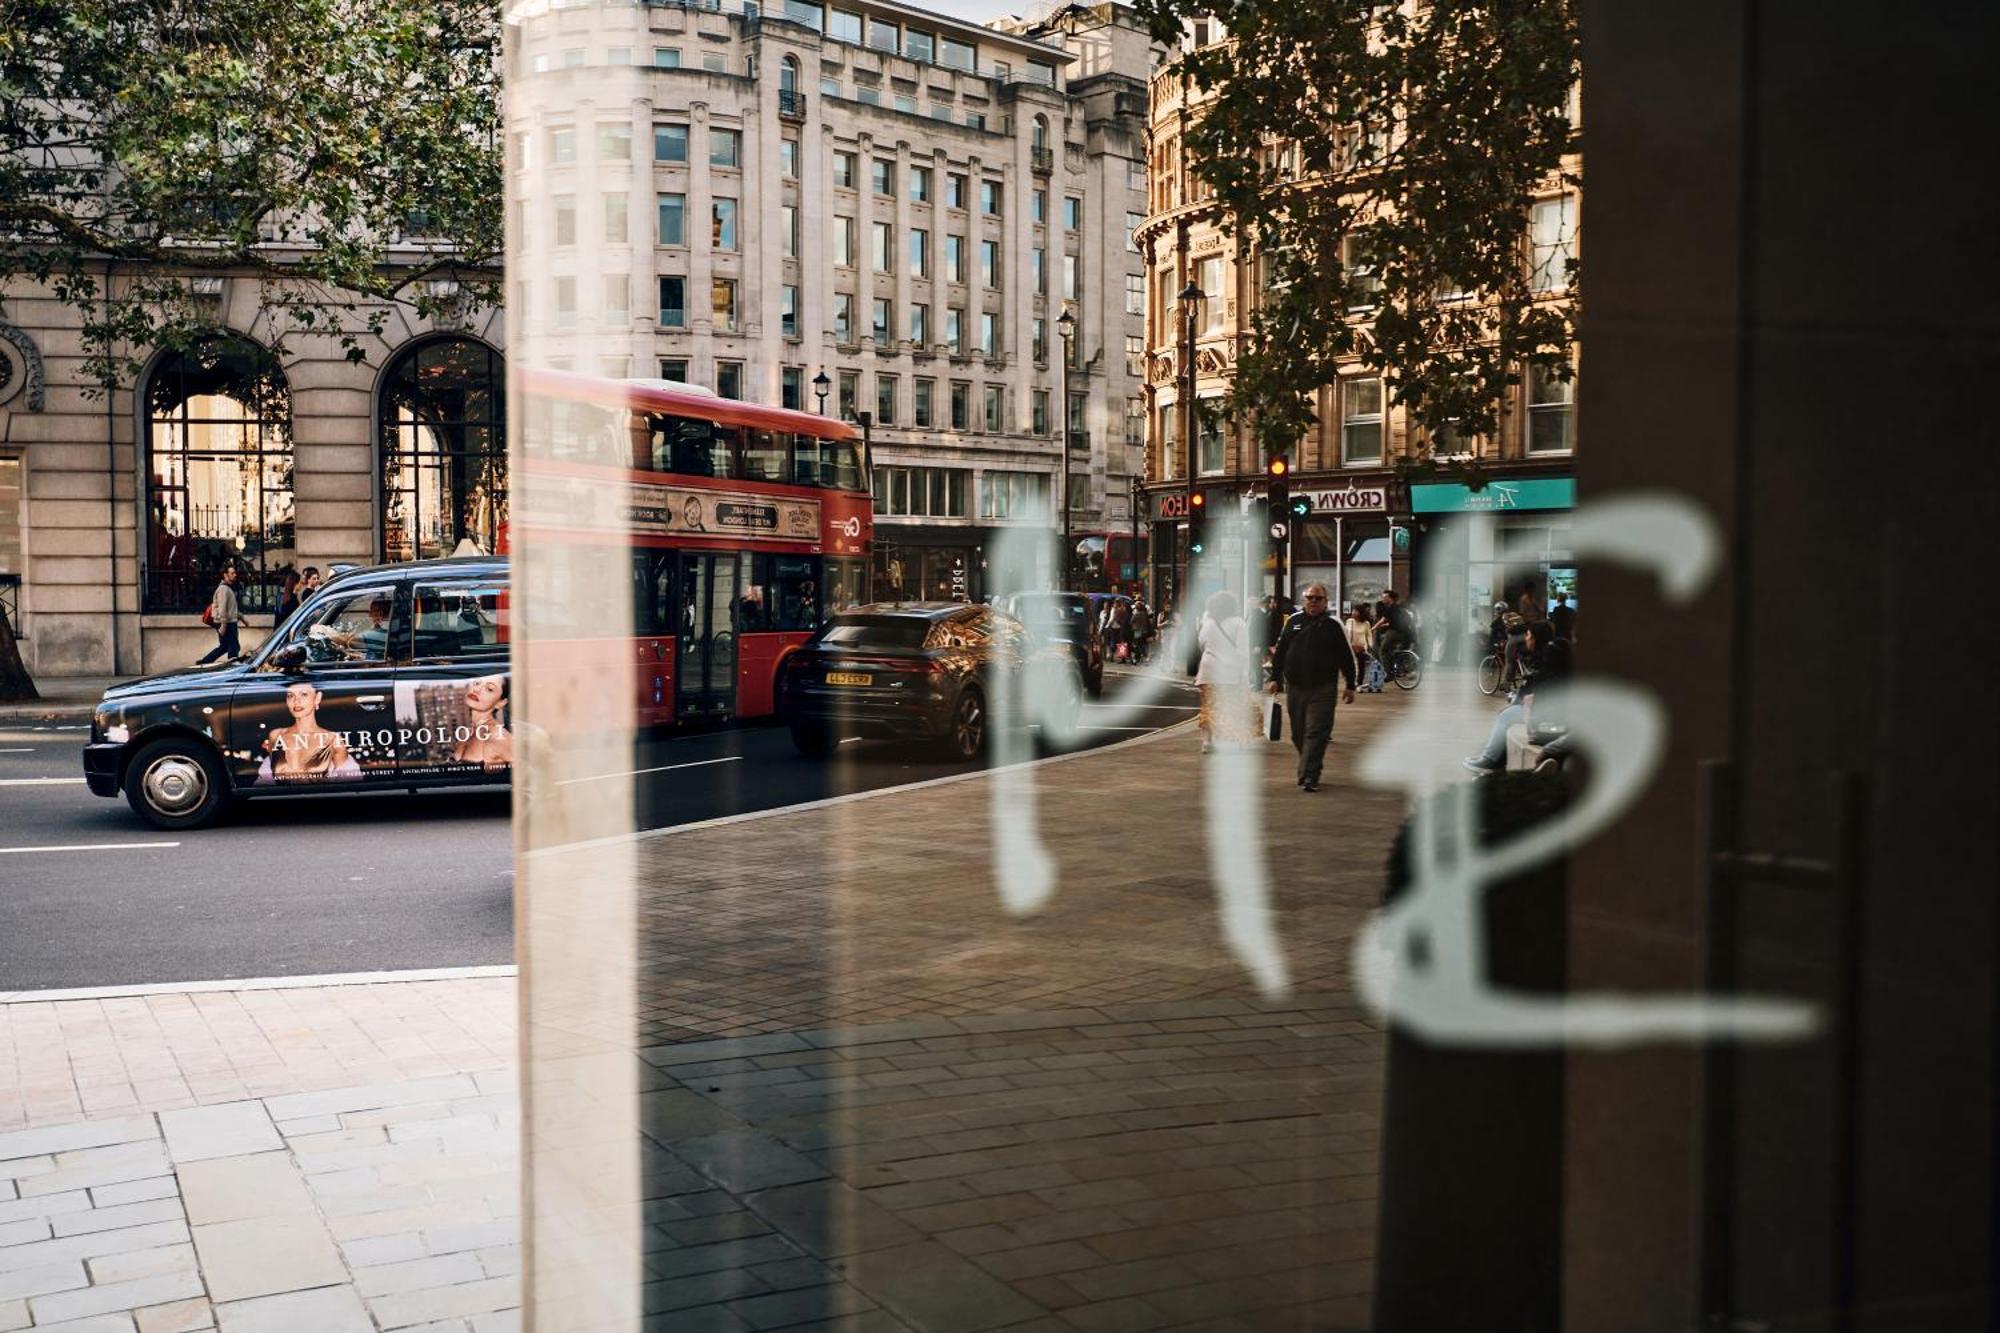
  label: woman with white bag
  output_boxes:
[1195,590,1253,753]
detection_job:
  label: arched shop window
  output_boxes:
[378,338,507,562]
[143,339,293,615]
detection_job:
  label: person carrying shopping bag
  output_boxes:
[1195,590,1253,753]
[1269,583,1359,791]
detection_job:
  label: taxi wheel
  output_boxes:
[123,737,230,830]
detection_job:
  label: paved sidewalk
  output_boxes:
[0,978,520,1333]
[0,678,115,725]
[521,686,1485,1331]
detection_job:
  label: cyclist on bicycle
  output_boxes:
[1375,589,1416,678]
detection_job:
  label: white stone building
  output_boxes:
[0,278,504,679]
[508,0,1158,599]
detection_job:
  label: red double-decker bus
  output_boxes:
[1072,531,1149,595]
[512,371,871,730]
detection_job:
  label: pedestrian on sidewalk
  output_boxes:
[1195,590,1253,753]
[1130,594,1155,663]
[273,567,302,629]
[1347,601,1383,692]
[301,565,322,597]
[1269,582,1358,791]
[196,564,244,664]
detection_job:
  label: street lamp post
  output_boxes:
[1178,278,1202,603]
[1057,307,1076,591]
[812,368,830,416]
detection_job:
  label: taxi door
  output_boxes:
[226,583,407,790]
[397,572,514,787]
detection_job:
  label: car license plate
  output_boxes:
[825,671,873,686]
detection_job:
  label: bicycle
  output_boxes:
[1477,648,1526,696]
[1384,645,1423,691]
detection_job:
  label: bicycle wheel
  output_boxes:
[1477,654,1501,695]
[1391,649,1422,690]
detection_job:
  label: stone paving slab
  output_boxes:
[0,979,521,1333]
[0,981,515,1134]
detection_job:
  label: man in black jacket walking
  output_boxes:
[1267,582,1359,791]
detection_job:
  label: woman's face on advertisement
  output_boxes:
[285,683,319,719]
[465,675,504,712]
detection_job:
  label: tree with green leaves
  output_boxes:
[0,0,501,699]
[1132,0,1579,473]
[0,0,504,392]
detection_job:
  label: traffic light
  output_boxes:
[1266,457,1290,544]
[1186,489,1207,558]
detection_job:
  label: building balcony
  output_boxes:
[1031,146,1054,175]
[778,89,806,120]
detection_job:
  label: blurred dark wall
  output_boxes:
[1573,1,2000,1329]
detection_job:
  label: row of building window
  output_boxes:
[525,122,1141,232]
[1156,368,1576,475]
[1151,194,1579,337]
[527,269,1098,372]
[652,356,1059,442]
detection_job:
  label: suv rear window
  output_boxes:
[819,616,932,649]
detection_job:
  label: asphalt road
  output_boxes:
[0,670,1197,991]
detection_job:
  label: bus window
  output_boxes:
[648,415,738,479]
[826,557,868,612]
[551,399,628,466]
[710,424,742,479]
[633,552,676,635]
[823,437,864,492]
[645,416,671,473]
[790,435,824,488]
[770,555,819,630]
[734,552,771,630]
[741,430,788,483]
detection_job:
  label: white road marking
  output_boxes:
[0,747,35,753]
[0,841,180,855]
[556,755,744,786]
[0,963,516,1004]
[0,777,85,786]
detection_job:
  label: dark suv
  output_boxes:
[84,557,512,829]
[775,603,1082,760]
[995,591,1104,696]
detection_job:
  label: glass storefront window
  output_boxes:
[379,338,506,564]
[143,339,293,613]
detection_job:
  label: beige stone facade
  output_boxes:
[507,0,1158,597]
[1136,40,1581,617]
[0,277,503,678]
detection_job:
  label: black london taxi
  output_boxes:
[84,557,511,829]
[775,602,1082,760]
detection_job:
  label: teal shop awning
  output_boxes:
[1409,478,1576,513]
